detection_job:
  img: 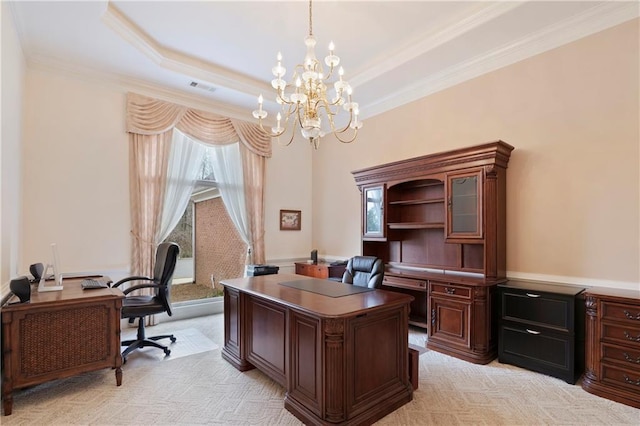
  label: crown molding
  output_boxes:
[351,1,524,88]
[26,55,252,122]
[364,1,639,119]
[101,1,271,98]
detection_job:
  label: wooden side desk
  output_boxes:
[1,278,124,415]
[294,261,346,280]
[221,274,414,425]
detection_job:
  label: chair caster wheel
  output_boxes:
[164,349,171,356]
[123,357,127,364]
[170,337,177,343]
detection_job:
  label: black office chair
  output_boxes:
[112,242,180,362]
[341,256,384,289]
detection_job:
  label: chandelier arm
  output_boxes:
[296,103,306,130]
[278,126,296,147]
[277,90,294,106]
[333,128,358,144]
[322,64,335,80]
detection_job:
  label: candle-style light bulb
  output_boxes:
[328,41,335,54]
[258,94,263,111]
[339,66,344,81]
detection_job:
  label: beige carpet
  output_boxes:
[3,314,638,425]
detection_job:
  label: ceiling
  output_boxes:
[8,1,639,125]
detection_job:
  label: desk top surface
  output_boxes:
[221,273,413,317]
[2,277,124,312]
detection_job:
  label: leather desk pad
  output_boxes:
[279,279,373,297]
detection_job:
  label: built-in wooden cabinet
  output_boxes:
[352,141,513,364]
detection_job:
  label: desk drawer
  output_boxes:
[499,322,574,382]
[383,275,427,292]
[602,362,640,392]
[602,301,640,324]
[501,290,573,332]
[602,343,640,368]
[430,281,471,299]
[602,322,640,345]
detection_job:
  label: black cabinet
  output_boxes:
[498,280,586,384]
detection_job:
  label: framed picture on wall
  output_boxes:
[280,209,301,231]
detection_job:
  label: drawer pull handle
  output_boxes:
[623,375,640,386]
[526,329,541,335]
[445,287,455,295]
[624,310,640,321]
[623,331,640,342]
[525,293,541,298]
[623,353,640,364]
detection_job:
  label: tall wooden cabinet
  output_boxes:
[352,141,513,364]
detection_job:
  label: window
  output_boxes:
[164,146,244,302]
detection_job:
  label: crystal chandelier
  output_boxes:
[252,0,362,149]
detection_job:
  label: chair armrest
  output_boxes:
[112,275,152,288]
[121,282,161,296]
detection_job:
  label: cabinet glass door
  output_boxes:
[447,170,482,239]
[364,186,384,238]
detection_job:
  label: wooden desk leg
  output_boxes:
[115,367,122,386]
[2,315,13,415]
[409,348,419,390]
[2,393,13,416]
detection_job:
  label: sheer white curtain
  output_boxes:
[157,129,207,243]
[208,143,253,265]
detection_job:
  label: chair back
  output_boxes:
[153,242,180,316]
[342,256,384,289]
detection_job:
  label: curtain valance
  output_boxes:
[126,92,271,157]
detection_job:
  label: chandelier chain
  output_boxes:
[308,0,313,36]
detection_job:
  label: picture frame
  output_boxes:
[280,209,301,231]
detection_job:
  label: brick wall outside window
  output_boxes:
[194,197,246,291]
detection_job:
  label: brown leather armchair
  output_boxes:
[341,256,384,289]
[112,242,180,363]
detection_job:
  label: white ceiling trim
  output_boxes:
[26,55,253,122]
[101,1,272,97]
[351,1,524,87]
[364,1,639,118]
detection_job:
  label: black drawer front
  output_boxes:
[501,291,573,332]
[499,323,578,383]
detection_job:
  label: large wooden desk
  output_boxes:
[1,278,124,415]
[221,274,414,425]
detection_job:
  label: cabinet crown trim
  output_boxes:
[352,140,513,187]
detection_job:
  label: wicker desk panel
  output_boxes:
[1,279,124,415]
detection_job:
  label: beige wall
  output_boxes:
[1,2,26,287]
[313,19,639,289]
[21,69,130,276]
